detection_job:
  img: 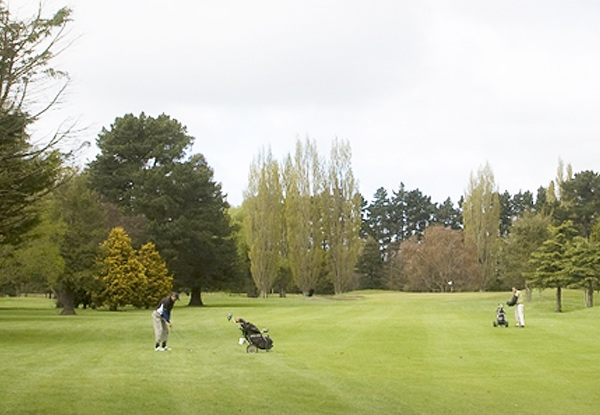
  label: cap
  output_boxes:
[172,292,180,300]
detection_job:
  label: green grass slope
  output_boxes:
[1,290,598,415]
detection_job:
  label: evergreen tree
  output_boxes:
[559,170,600,237]
[356,236,384,289]
[528,221,579,312]
[94,227,146,311]
[88,113,236,306]
[0,4,72,246]
[137,242,173,308]
[362,187,392,251]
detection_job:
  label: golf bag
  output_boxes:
[493,304,508,327]
[231,316,273,353]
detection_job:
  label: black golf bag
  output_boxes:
[235,317,273,353]
[493,304,508,327]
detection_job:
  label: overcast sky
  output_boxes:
[13,0,600,206]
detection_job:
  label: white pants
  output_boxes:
[515,304,525,327]
[152,310,169,344]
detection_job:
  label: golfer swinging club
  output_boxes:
[152,292,179,351]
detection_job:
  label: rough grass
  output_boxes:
[1,290,599,415]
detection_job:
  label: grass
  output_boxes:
[1,290,599,414]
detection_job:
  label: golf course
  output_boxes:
[1,290,599,414]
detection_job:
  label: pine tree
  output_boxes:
[527,221,578,312]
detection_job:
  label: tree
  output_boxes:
[356,236,385,289]
[243,148,284,298]
[564,236,600,308]
[528,221,579,312]
[434,197,462,230]
[559,170,600,238]
[362,187,392,250]
[283,138,325,295]
[0,4,72,246]
[88,113,236,306]
[499,212,551,294]
[88,113,191,214]
[145,154,237,306]
[51,172,107,314]
[137,242,173,308]
[322,139,361,294]
[463,163,500,290]
[0,197,64,296]
[399,226,481,292]
[94,227,146,311]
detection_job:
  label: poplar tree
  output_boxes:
[283,138,324,295]
[463,163,500,290]
[323,139,361,294]
[243,149,284,298]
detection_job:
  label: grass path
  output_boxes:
[1,290,599,414]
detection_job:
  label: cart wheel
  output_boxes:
[246,344,258,353]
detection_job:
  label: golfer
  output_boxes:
[152,292,179,351]
[507,287,525,327]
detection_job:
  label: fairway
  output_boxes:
[1,290,599,415]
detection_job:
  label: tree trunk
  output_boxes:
[57,289,76,316]
[188,287,204,307]
[555,286,562,313]
[585,283,594,308]
[526,286,532,302]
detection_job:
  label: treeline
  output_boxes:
[1,3,599,313]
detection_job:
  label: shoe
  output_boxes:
[155,346,164,351]
[164,346,172,351]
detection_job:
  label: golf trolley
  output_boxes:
[493,304,509,327]
[228,314,273,353]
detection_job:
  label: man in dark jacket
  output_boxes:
[152,292,179,351]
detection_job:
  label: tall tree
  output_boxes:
[322,139,361,294]
[283,138,324,295]
[88,113,236,306]
[404,188,435,239]
[463,163,500,290]
[528,221,579,312]
[0,3,72,246]
[51,172,107,314]
[243,148,284,298]
[558,170,600,238]
[362,187,392,250]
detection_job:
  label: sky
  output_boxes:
[11,0,600,207]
